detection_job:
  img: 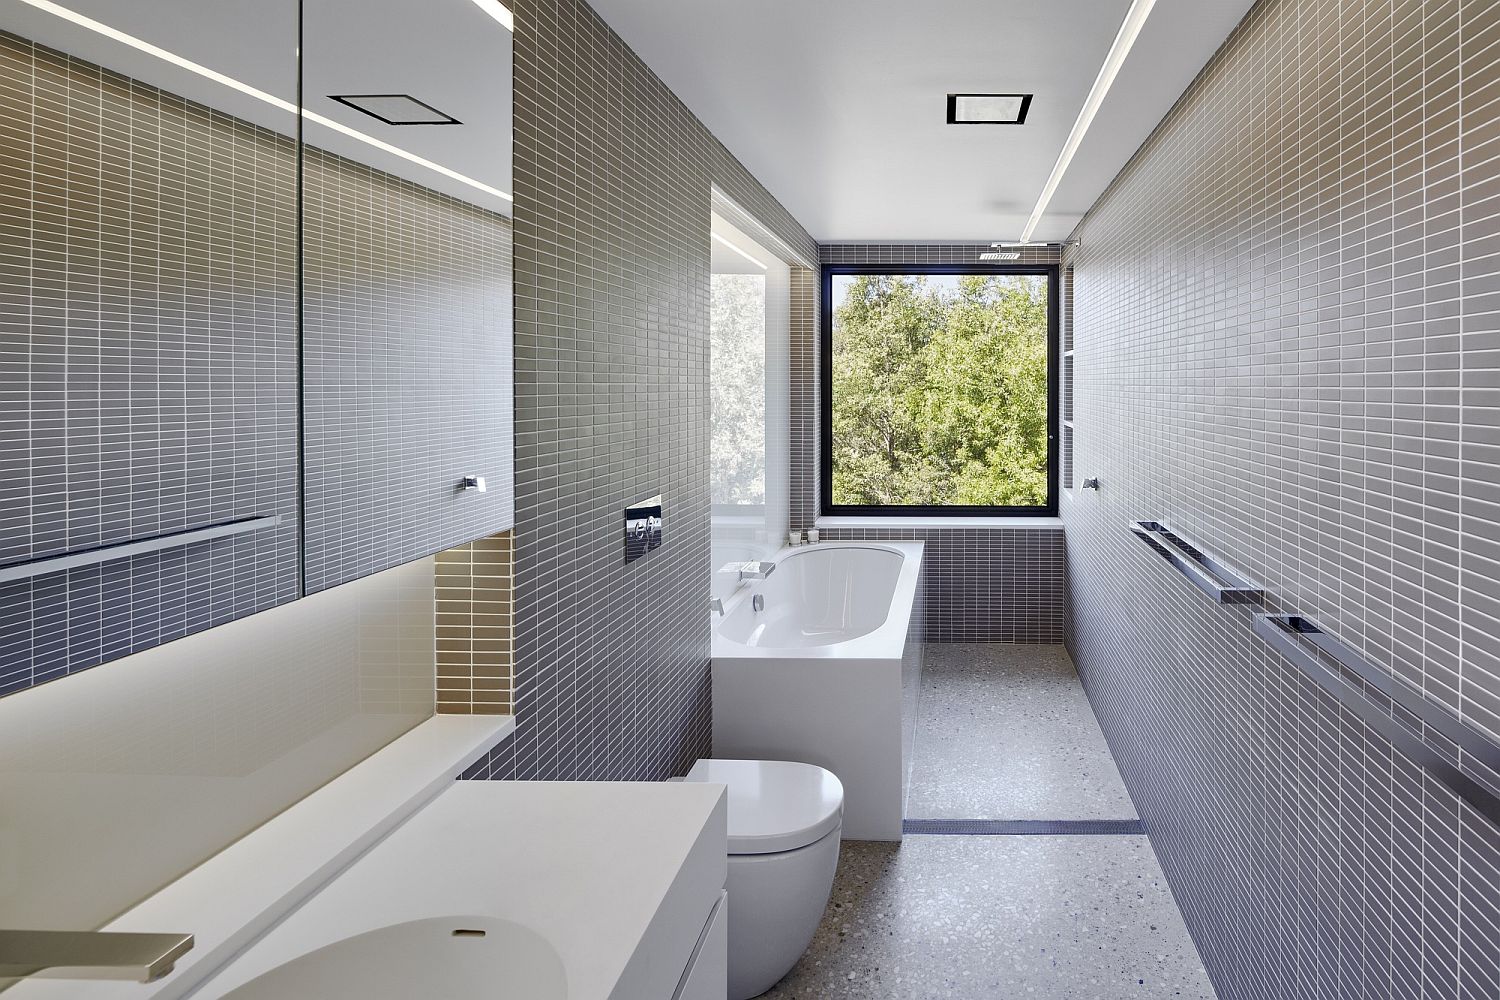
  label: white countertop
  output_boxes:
[197,780,728,1000]
[9,714,515,1000]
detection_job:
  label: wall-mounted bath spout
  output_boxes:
[721,560,775,581]
[0,929,194,983]
[710,597,725,617]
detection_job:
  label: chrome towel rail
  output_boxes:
[0,516,281,585]
[1254,613,1500,827]
[1129,521,1264,605]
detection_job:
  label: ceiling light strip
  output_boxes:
[16,0,299,112]
[711,230,767,270]
[16,0,513,204]
[1019,0,1155,243]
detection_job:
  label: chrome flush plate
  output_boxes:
[624,494,662,563]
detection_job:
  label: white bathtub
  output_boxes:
[711,541,925,841]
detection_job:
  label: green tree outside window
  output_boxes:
[830,272,1050,508]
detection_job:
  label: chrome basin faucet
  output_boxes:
[0,929,195,983]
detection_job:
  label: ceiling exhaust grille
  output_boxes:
[948,94,1033,125]
[980,251,1021,261]
[329,94,461,126]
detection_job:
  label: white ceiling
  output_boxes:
[587,0,1254,242]
[5,0,512,213]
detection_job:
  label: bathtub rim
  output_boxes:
[710,541,924,661]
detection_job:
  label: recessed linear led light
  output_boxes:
[947,93,1032,125]
[470,0,515,32]
[13,0,513,203]
[711,231,767,270]
[1020,0,1156,243]
[330,94,461,126]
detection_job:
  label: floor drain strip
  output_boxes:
[903,818,1144,836]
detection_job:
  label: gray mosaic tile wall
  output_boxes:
[820,243,1061,268]
[0,31,300,697]
[788,266,819,530]
[462,0,817,781]
[1062,0,1500,995]
[806,243,1066,642]
[302,150,514,593]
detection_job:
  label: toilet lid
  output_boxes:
[685,759,843,855]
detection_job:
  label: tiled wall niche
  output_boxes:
[435,531,513,715]
[806,243,1066,642]
[1062,0,1500,995]
[462,0,817,781]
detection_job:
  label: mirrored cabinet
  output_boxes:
[0,0,513,683]
[300,0,514,592]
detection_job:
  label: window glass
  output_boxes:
[825,269,1054,513]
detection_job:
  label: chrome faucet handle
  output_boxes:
[0,929,195,983]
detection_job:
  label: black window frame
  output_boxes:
[820,263,1060,517]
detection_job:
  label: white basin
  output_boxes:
[220,916,567,999]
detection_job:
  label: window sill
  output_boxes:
[815,515,1063,530]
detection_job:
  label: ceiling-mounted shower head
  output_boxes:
[990,239,1082,249]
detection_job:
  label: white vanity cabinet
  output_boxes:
[673,891,729,1000]
[194,781,729,1000]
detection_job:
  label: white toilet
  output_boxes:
[684,758,843,1000]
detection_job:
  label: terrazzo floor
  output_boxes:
[906,644,1136,820]
[760,643,1216,1000]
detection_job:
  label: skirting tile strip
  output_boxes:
[902,818,1144,836]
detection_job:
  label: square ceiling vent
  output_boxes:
[329,94,461,125]
[947,94,1032,125]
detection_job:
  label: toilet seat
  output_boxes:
[685,759,843,855]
